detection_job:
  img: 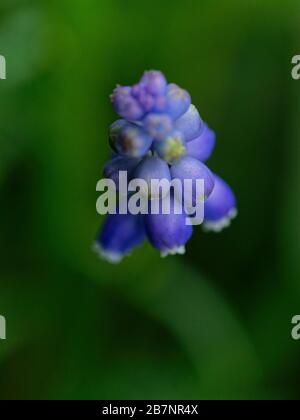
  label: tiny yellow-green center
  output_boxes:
[164,137,186,162]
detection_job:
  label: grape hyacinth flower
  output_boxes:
[94,212,145,264]
[109,120,153,158]
[110,86,144,121]
[203,175,237,233]
[103,155,141,190]
[186,123,216,162]
[170,156,215,206]
[165,83,191,120]
[132,156,171,199]
[139,70,167,95]
[143,113,173,140]
[94,70,237,263]
[174,104,204,142]
[145,194,193,257]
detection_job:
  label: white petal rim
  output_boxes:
[161,245,186,258]
[92,242,124,264]
[203,208,238,233]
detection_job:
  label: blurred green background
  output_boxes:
[1,0,300,400]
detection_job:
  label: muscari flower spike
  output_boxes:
[94,70,237,263]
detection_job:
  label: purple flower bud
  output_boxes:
[143,113,173,140]
[166,83,191,120]
[170,156,215,207]
[145,195,193,257]
[111,85,144,121]
[153,131,187,164]
[131,83,143,98]
[203,175,237,232]
[186,123,216,162]
[94,213,145,263]
[103,156,141,189]
[132,156,171,199]
[109,121,153,158]
[174,104,203,142]
[140,70,167,95]
[130,84,156,112]
[153,95,167,112]
[109,119,128,144]
[138,92,156,113]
